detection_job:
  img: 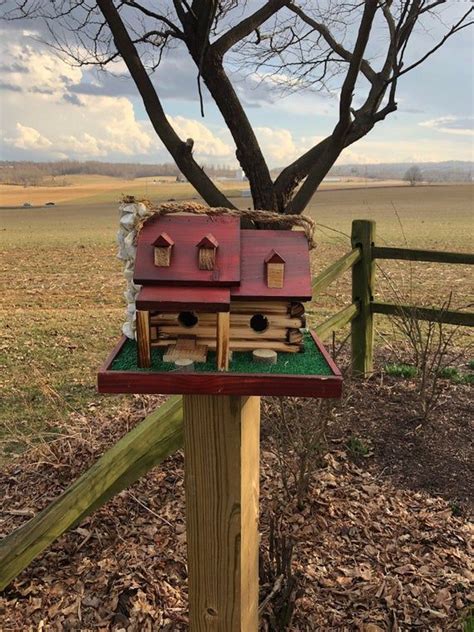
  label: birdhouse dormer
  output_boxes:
[153,232,174,267]
[265,250,285,288]
[197,233,219,270]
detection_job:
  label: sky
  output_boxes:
[0,2,473,168]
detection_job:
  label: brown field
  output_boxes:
[0,174,407,207]
[1,179,472,454]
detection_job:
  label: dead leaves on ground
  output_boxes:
[0,397,472,631]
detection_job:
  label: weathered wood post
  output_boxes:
[183,395,260,631]
[351,220,376,376]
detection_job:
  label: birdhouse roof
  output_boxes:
[133,215,312,301]
[153,232,174,247]
[134,215,240,286]
[196,233,219,249]
[264,249,285,264]
[231,230,311,301]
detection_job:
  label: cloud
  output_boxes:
[0,82,22,92]
[419,116,474,136]
[168,116,233,158]
[63,93,83,106]
[1,19,471,166]
[0,41,82,95]
[5,123,53,151]
[254,127,300,163]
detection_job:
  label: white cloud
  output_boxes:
[168,115,233,157]
[1,25,471,166]
[1,42,82,94]
[419,115,474,136]
[255,127,299,163]
[56,132,105,158]
[5,123,52,151]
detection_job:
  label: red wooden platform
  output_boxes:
[98,332,342,398]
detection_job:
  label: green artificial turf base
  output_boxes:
[110,331,333,376]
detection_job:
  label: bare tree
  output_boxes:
[404,164,423,186]
[3,1,472,214]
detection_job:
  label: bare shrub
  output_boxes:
[264,397,336,510]
[385,296,471,422]
[259,513,302,632]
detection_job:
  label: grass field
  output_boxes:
[1,177,472,455]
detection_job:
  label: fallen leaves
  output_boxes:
[0,397,472,631]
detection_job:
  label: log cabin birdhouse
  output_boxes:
[132,215,313,372]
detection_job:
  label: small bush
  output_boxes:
[463,611,474,632]
[439,367,473,384]
[346,436,370,457]
[439,366,460,380]
[385,363,418,378]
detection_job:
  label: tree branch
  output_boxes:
[285,2,378,84]
[288,0,379,214]
[121,0,184,37]
[95,0,233,209]
[212,0,286,56]
[394,7,473,80]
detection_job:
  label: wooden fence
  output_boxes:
[313,219,474,376]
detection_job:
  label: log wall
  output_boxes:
[149,301,305,353]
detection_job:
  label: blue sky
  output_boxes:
[0,2,472,167]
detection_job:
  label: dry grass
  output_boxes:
[1,180,472,456]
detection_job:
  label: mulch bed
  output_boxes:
[0,382,473,630]
[330,358,473,517]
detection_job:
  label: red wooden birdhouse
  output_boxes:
[133,214,313,371]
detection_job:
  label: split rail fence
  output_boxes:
[1,218,473,591]
[314,219,474,375]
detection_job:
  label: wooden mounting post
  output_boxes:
[136,310,151,368]
[216,311,230,371]
[183,395,260,631]
[351,220,376,376]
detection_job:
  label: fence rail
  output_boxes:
[372,246,474,265]
[315,302,359,341]
[313,219,474,375]
[371,302,474,327]
[312,248,361,296]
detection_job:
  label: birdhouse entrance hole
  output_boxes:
[178,311,199,328]
[250,313,269,333]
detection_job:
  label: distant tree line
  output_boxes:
[0,160,238,186]
[330,161,473,183]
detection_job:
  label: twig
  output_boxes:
[258,574,284,614]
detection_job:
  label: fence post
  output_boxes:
[351,220,376,376]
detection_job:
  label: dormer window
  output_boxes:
[265,250,285,288]
[153,232,174,267]
[196,233,218,270]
